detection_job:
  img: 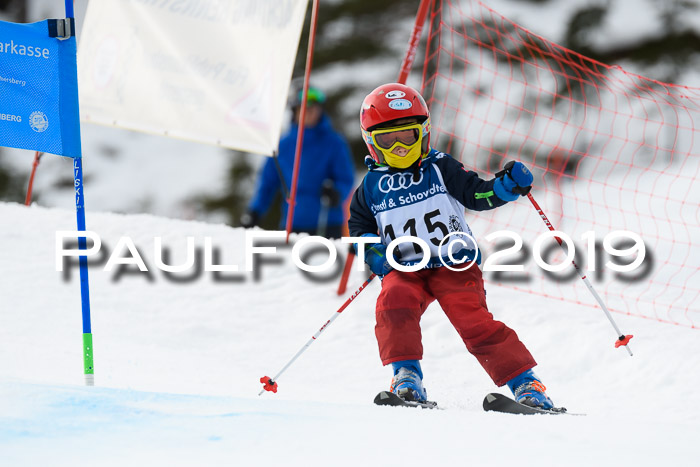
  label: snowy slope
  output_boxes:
[1,201,699,466]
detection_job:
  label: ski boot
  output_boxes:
[506,369,554,410]
[390,360,427,402]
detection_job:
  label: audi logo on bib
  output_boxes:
[378,172,424,193]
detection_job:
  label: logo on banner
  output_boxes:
[378,172,424,193]
[29,111,48,132]
[0,113,22,122]
[0,19,80,156]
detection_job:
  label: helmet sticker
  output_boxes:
[385,90,406,99]
[388,99,413,110]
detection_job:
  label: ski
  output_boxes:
[373,391,439,410]
[483,392,578,415]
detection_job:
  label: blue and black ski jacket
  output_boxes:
[348,149,510,267]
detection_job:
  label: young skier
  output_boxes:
[349,83,555,409]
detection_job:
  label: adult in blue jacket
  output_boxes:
[241,87,355,238]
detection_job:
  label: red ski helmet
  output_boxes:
[360,83,431,166]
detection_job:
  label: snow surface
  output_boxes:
[1,201,699,466]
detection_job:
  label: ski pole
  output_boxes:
[259,273,377,395]
[526,192,633,356]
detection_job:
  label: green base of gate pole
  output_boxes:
[83,332,94,386]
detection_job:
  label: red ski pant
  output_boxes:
[375,265,536,386]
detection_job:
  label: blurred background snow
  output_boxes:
[1,0,699,226]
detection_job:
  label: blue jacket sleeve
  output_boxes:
[434,155,510,211]
[348,180,379,237]
[328,134,356,204]
[249,156,282,215]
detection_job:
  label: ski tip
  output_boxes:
[483,392,574,415]
[374,391,439,409]
[374,391,399,405]
[483,392,507,409]
[374,391,391,403]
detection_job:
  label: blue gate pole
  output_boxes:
[65,0,94,386]
[65,0,75,18]
[74,158,94,386]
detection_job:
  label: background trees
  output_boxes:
[2,0,698,225]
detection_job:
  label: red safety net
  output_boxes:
[420,0,700,328]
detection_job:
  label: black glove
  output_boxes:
[239,210,260,228]
[320,180,341,207]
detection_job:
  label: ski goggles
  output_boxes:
[369,123,423,150]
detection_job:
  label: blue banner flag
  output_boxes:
[0,19,81,158]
